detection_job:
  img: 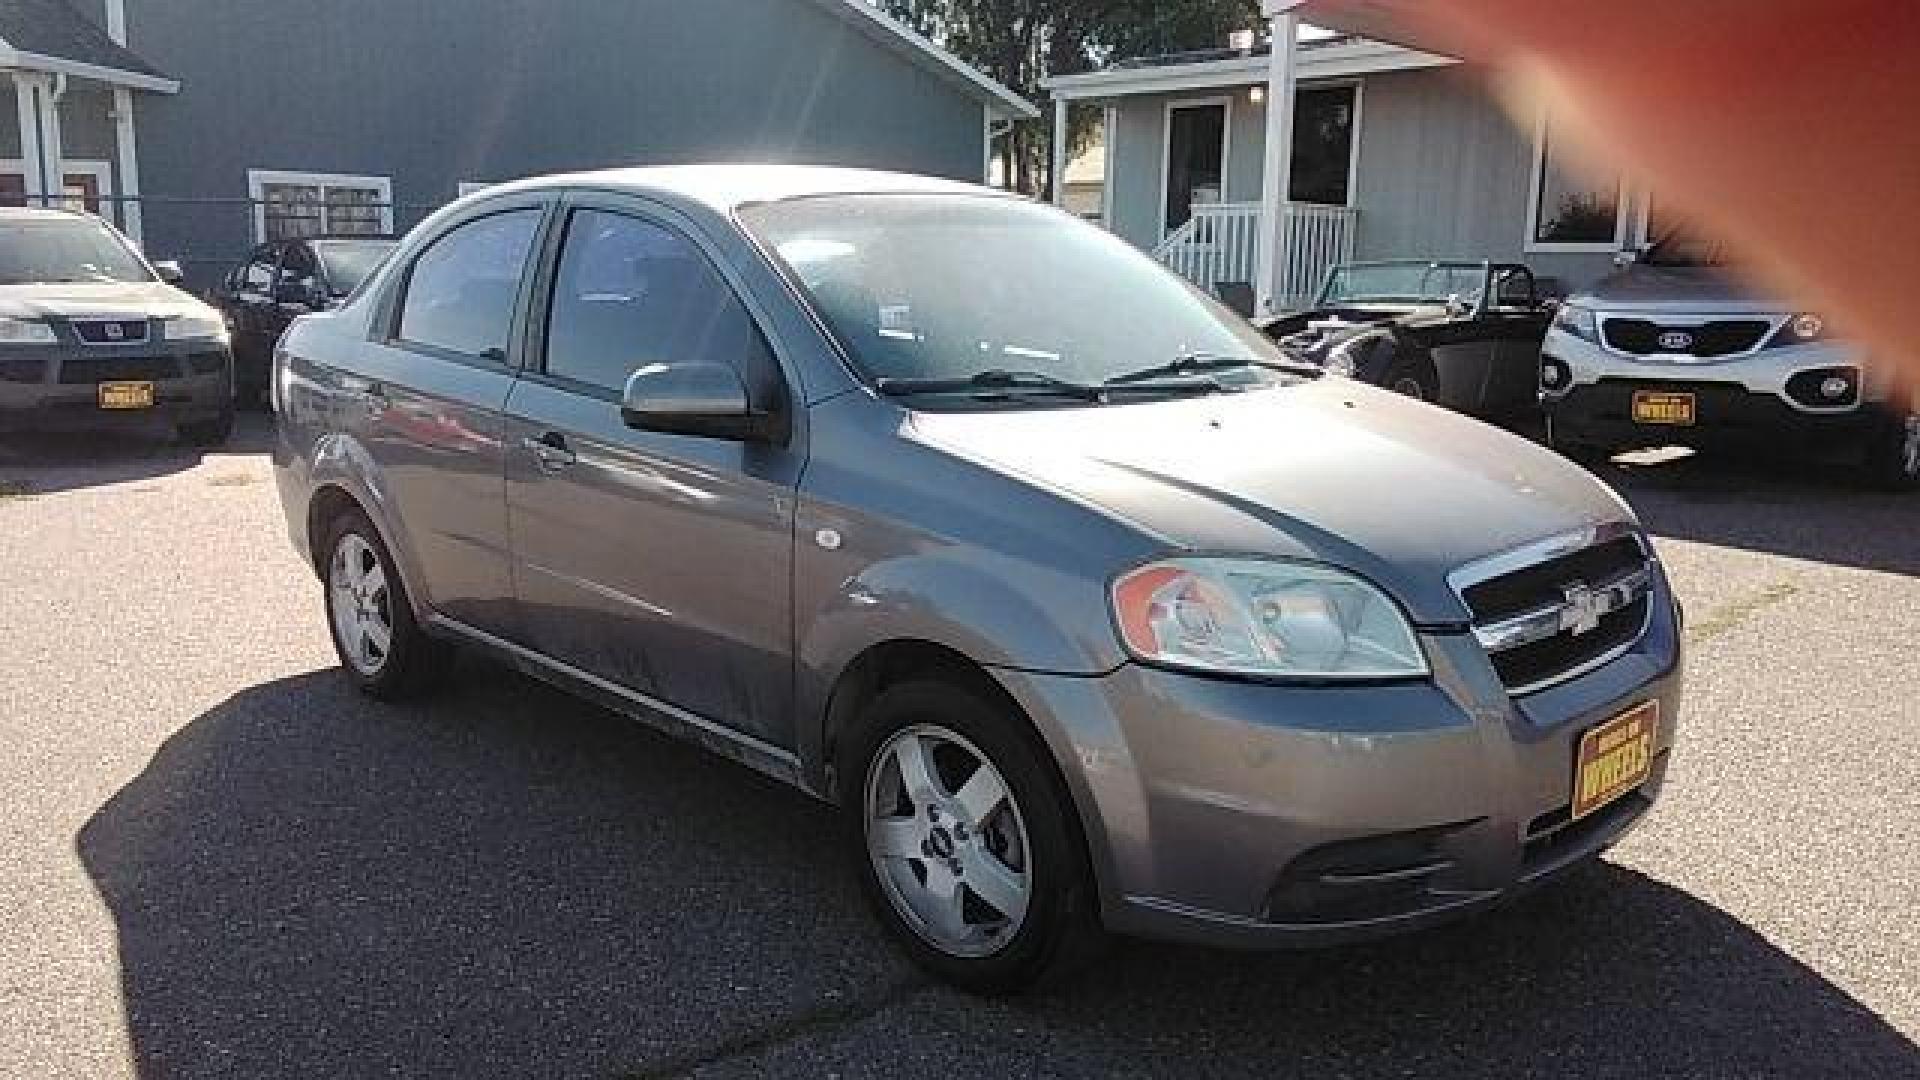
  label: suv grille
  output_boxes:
[1457,533,1653,695]
[56,356,182,383]
[73,319,152,345]
[1602,318,1769,358]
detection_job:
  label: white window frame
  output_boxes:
[247,169,394,242]
[1523,111,1629,254]
[1158,94,1234,242]
[0,157,115,214]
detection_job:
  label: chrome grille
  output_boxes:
[1451,527,1654,695]
[73,319,152,345]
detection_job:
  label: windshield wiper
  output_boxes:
[874,369,1108,401]
[1105,350,1322,386]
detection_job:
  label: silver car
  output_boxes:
[1541,232,1919,487]
[0,207,234,444]
[272,166,1683,993]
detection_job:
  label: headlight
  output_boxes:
[1112,558,1427,679]
[1324,336,1365,377]
[1551,303,1599,344]
[166,313,229,343]
[1767,312,1827,348]
[0,317,57,344]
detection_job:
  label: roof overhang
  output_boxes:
[0,48,180,92]
[1043,36,1456,102]
[1290,1,1477,59]
[813,0,1038,119]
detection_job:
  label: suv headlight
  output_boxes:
[1112,558,1427,679]
[1551,303,1599,343]
[0,317,57,344]
[1767,312,1827,348]
[166,313,229,343]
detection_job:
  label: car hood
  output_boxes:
[0,280,213,321]
[1579,264,1780,314]
[907,380,1634,625]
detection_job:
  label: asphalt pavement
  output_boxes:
[1,414,1915,1079]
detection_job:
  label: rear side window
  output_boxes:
[543,208,775,396]
[397,209,541,359]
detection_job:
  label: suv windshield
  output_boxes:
[1319,262,1487,305]
[739,194,1287,395]
[0,217,152,285]
[312,239,396,296]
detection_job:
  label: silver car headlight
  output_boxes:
[166,313,229,343]
[0,317,57,344]
[1324,336,1364,377]
[1112,558,1427,679]
[1551,303,1599,344]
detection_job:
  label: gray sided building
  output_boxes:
[2,0,1033,284]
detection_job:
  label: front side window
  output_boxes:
[1528,115,1622,249]
[396,209,541,359]
[544,208,774,396]
[0,217,152,285]
[741,194,1287,394]
[312,240,396,298]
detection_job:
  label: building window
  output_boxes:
[248,170,393,242]
[1526,115,1623,250]
[1289,84,1357,207]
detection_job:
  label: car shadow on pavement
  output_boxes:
[79,662,1918,1079]
[0,411,272,496]
[1581,450,1920,577]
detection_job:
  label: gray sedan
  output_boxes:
[270,165,1682,993]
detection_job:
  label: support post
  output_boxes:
[113,88,143,243]
[1050,96,1069,206]
[12,74,47,206]
[40,73,65,208]
[1255,2,1303,315]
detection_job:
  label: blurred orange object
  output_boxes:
[1311,0,1920,391]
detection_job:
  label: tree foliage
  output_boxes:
[878,0,1262,194]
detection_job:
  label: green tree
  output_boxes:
[879,0,1261,195]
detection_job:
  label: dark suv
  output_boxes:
[0,207,234,444]
[210,236,395,403]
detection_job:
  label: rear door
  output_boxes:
[501,195,801,748]
[340,195,554,637]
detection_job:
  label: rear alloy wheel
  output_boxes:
[322,510,450,698]
[1379,351,1439,403]
[844,680,1102,994]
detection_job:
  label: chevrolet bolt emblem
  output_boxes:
[1561,581,1603,637]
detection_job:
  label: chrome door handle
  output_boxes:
[522,433,576,471]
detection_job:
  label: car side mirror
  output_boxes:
[620,362,781,442]
[153,260,186,285]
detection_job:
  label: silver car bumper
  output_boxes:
[992,568,1683,949]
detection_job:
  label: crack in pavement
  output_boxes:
[616,974,931,1079]
[1685,580,1801,645]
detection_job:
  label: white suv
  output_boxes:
[1540,235,1917,487]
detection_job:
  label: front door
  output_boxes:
[1164,101,1228,237]
[503,199,800,748]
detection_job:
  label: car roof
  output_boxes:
[479,163,1010,213]
[0,205,95,223]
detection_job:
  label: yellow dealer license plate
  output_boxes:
[1631,390,1695,426]
[98,381,155,410]
[1572,701,1658,820]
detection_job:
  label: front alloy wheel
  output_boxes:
[1864,406,1920,490]
[865,724,1033,958]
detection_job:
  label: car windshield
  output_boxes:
[738,194,1289,397]
[0,217,152,285]
[1642,227,1727,267]
[1319,262,1487,305]
[312,240,396,296]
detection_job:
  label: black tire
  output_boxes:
[1861,405,1920,491]
[839,678,1104,995]
[175,406,235,447]
[319,508,452,700]
[1379,349,1439,402]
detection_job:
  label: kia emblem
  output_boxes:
[1656,330,1694,353]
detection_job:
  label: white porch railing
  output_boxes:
[1152,201,1356,310]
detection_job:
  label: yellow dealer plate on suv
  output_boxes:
[98,381,155,410]
[1573,701,1658,820]
[1631,390,1695,426]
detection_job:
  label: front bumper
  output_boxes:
[0,342,232,429]
[991,568,1683,949]
[1541,328,1882,453]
